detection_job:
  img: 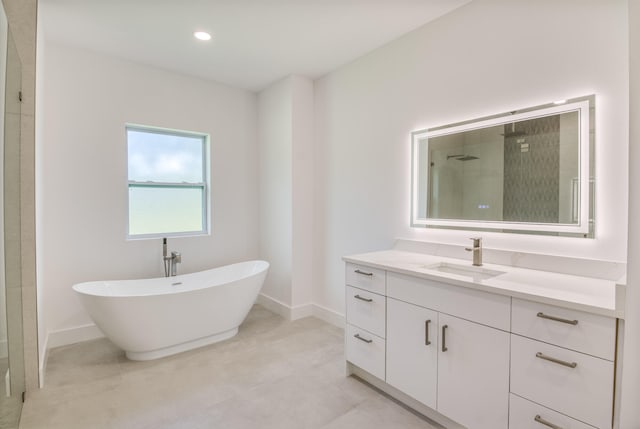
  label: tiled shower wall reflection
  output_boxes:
[503,116,560,223]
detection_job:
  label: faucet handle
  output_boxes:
[465,237,482,251]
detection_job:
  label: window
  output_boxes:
[127,125,209,239]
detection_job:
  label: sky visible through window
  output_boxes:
[128,129,203,183]
[127,127,206,237]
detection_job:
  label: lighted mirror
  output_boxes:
[411,95,594,236]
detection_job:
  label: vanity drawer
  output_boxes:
[346,286,386,338]
[346,324,385,381]
[509,394,597,429]
[512,298,616,360]
[510,334,614,429]
[387,272,510,331]
[345,263,386,295]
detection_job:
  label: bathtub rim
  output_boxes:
[72,259,269,298]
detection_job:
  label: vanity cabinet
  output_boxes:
[344,260,619,429]
[509,393,597,429]
[386,298,510,429]
[345,323,385,380]
[345,263,386,295]
[386,298,438,408]
[437,313,509,429]
[385,272,510,429]
[345,285,385,338]
[510,298,616,429]
[344,263,387,380]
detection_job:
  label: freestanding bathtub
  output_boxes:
[72,260,269,361]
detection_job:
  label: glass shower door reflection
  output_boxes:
[0,14,25,429]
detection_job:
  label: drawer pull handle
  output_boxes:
[534,414,564,429]
[354,294,373,302]
[536,312,578,325]
[441,324,448,352]
[354,333,373,344]
[425,320,431,346]
[354,269,373,276]
[535,352,577,368]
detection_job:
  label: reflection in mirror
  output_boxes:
[411,96,593,236]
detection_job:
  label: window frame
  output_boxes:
[125,124,210,240]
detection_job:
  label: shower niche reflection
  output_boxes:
[411,96,594,236]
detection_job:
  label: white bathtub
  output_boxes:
[72,260,269,361]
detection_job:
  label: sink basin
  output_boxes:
[422,262,505,281]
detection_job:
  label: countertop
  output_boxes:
[343,250,624,318]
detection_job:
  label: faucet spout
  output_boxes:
[170,251,181,276]
[464,237,483,266]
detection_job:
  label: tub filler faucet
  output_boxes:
[162,238,182,277]
[170,251,181,276]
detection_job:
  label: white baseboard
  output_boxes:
[311,303,345,329]
[256,293,345,328]
[47,323,104,349]
[291,303,314,320]
[38,325,104,388]
[256,293,314,320]
[256,294,292,319]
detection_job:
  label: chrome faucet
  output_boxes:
[170,251,181,276]
[162,238,182,277]
[465,237,483,266]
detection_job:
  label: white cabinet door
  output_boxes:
[437,314,510,429]
[386,298,438,408]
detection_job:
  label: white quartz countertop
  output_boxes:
[343,250,624,319]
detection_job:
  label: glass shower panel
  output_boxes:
[1,22,24,429]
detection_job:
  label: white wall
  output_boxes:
[258,75,314,315]
[258,78,293,307]
[39,42,259,344]
[620,0,640,426]
[35,10,47,377]
[290,76,314,309]
[313,0,629,315]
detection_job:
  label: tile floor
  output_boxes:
[19,305,443,429]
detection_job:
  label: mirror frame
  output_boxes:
[411,96,593,235]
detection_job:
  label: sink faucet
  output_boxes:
[465,237,483,266]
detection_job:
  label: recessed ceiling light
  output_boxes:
[194,31,212,41]
[553,99,567,105]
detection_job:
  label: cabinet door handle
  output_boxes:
[535,352,577,368]
[534,414,564,429]
[354,294,373,302]
[441,324,448,352]
[354,269,373,276]
[354,333,373,344]
[425,320,431,345]
[536,312,578,325]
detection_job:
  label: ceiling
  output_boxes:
[39,0,471,92]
